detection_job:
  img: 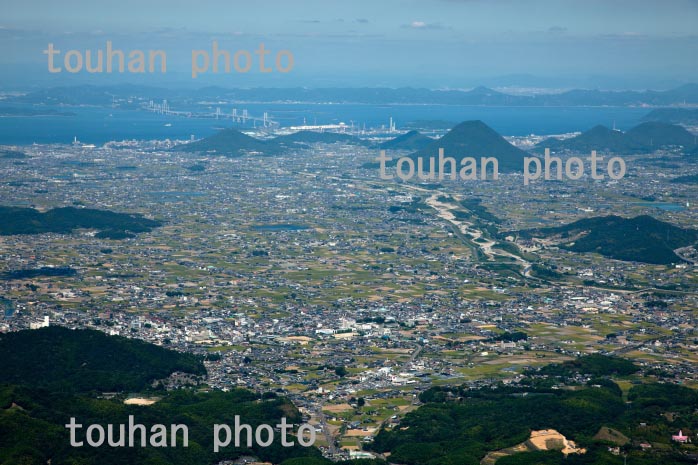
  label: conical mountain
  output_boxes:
[410,120,528,172]
[625,121,697,148]
[536,125,628,153]
[380,130,433,150]
[537,122,697,154]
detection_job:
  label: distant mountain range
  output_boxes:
[175,128,283,156]
[8,83,698,106]
[277,130,372,146]
[380,130,433,151]
[173,118,697,161]
[175,128,371,156]
[175,120,529,175]
[521,215,698,264]
[183,122,528,172]
[408,120,529,172]
[536,122,698,154]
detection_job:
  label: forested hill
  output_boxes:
[0,327,367,465]
[0,327,205,393]
[521,214,698,264]
[368,355,698,465]
[0,206,162,239]
[409,120,529,173]
[535,122,697,154]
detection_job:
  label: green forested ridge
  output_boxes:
[530,354,639,378]
[0,206,162,237]
[173,128,273,156]
[642,108,698,125]
[535,121,698,154]
[625,122,698,149]
[0,327,205,393]
[380,130,433,151]
[0,266,77,280]
[0,385,323,465]
[0,328,373,465]
[370,385,624,464]
[280,459,388,465]
[368,356,697,465]
[521,214,698,264]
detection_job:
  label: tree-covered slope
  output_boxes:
[521,215,698,264]
[368,356,698,465]
[0,327,205,393]
[0,206,161,237]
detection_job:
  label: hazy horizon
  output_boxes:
[2,0,697,90]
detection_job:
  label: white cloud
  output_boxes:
[403,21,445,30]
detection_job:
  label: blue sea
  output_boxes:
[0,103,649,145]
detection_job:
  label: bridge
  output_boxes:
[145,100,279,128]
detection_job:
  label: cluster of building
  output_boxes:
[1,135,698,457]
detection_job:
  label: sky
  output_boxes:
[1,0,697,89]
